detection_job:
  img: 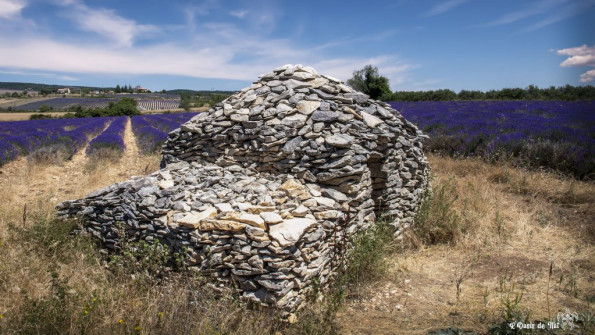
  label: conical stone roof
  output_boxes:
[58,64,430,311]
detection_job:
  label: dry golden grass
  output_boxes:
[0,124,593,335]
[337,155,594,334]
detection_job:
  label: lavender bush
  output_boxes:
[390,100,595,178]
[131,113,197,154]
[0,117,113,165]
[85,117,127,157]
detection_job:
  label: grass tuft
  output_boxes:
[413,176,464,245]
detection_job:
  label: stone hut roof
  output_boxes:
[163,64,428,221]
[58,64,429,311]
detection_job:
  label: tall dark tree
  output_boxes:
[347,65,392,100]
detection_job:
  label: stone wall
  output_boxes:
[57,64,430,311]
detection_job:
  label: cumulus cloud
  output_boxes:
[558,44,595,67]
[557,44,595,82]
[0,0,26,19]
[579,69,595,83]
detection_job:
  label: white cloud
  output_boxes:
[579,69,595,83]
[230,10,248,18]
[557,44,595,83]
[58,0,159,47]
[0,1,416,89]
[422,0,471,17]
[0,0,26,19]
[557,45,595,67]
[0,31,413,88]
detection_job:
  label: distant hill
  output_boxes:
[0,81,107,92]
[165,89,236,95]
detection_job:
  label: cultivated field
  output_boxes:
[0,97,183,113]
[0,104,592,334]
[0,97,54,109]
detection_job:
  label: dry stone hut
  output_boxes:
[57,64,429,310]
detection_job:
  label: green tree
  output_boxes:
[108,97,139,116]
[347,65,392,100]
[179,92,191,111]
[115,84,121,93]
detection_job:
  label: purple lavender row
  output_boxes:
[86,117,127,156]
[0,117,114,165]
[0,117,90,136]
[389,100,595,178]
[141,112,198,132]
[130,113,198,154]
[131,115,168,154]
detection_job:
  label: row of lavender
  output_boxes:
[86,117,127,156]
[390,100,595,178]
[131,112,198,154]
[0,117,114,164]
[12,98,181,111]
[0,113,197,166]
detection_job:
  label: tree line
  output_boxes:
[347,65,595,101]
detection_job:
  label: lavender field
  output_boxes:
[0,117,114,164]
[1,100,593,178]
[131,112,197,154]
[0,112,198,166]
[391,100,595,178]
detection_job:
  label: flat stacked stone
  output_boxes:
[57,64,430,311]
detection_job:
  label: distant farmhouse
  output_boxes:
[57,88,71,94]
[135,85,149,93]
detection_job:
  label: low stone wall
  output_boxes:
[58,161,353,309]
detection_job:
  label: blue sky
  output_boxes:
[0,0,593,91]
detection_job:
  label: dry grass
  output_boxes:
[337,155,594,334]
[0,130,593,335]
